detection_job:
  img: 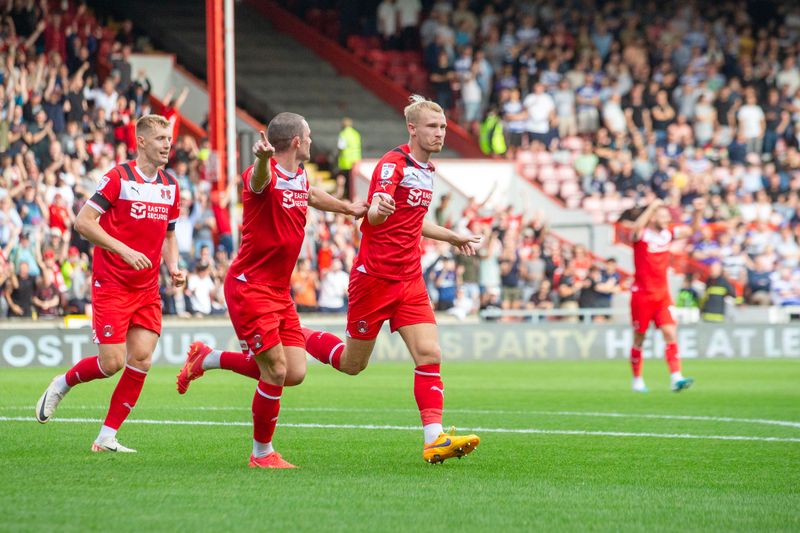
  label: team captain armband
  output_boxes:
[87,191,112,213]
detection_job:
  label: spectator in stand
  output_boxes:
[430,50,455,112]
[433,256,457,311]
[186,262,222,316]
[746,255,774,306]
[291,258,319,313]
[556,260,582,321]
[318,258,349,313]
[5,260,35,318]
[32,266,60,318]
[700,260,737,322]
[770,266,800,307]
[737,89,766,155]
[523,82,555,148]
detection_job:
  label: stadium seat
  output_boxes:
[534,151,554,166]
[557,165,577,182]
[516,150,535,164]
[542,179,560,196]
[537,165,556,182]
[560,180,580,197]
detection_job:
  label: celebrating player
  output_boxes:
[629,199,694,393]
[176,113,367,468]
[300,95,482,463]
[35,114,184,452]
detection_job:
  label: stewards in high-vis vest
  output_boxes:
[337,117,362,178]
[479,108,506,156]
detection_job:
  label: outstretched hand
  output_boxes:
[449,233,483,256]
[349,200,369,219]
[253,130,274,160]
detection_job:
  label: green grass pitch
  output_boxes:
[1,359,798,532]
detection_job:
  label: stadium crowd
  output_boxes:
[3,0,799,322]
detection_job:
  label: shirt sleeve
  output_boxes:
[167,180,181,232]
[86,171,121,214]
[371,159,402,202]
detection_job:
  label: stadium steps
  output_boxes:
[88,0,457,158]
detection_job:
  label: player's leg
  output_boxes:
[35,342,124,424]
[302,270,394,375]
[398,322,480,464]
[176,341,260,393]
[658,319,694,392]
[249,340,295,468]
[630,293,652,392]
[35,287,131,424]
[92,326,159,453]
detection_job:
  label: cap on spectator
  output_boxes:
[44,249,55,259]
[68,246,79,256]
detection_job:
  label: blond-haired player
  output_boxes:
[301,95,482,463]
[35,114,185,452]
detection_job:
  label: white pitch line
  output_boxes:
[1,416,799,443]
[2,405,799,429]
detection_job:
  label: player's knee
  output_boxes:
[341,358,368,376]
[415,343,442,365]
[285,368,306,386]
[100,357,124,375]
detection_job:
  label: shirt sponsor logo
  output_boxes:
[407,188,432,207]
[282,189,308,209]
[130,202,147,219]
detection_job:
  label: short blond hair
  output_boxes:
[135,114,171,137]
[404,94,443,124]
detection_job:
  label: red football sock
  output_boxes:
[630,346,643,378]
[103,365,147,430]
[220,351,260,379]
[302,327,345,370]
[65,355,109,387]
[252,381,282,444]
[414,364,444,426]
[665,343,681,373]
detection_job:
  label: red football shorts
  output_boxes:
[92,283,161,344]
[224,275,304,354]
[630,291,675,334]
[346,269,435,340]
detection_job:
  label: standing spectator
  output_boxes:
[737,89,765,154]
[186,262,219,316]
[576,74,600,134]
[32,267,60,318]
[396,0,422,50]
[700,261,737,322]
[433,257,457,311]
[523,82,555,147]
[430,50,455,111]
[553,78,577,138]
[318,259,349,313]
[377,0,399,49]
[290,258,319,312]
[770,266,800,307]
[746,255,773,305]
[502,88,526,158]
[5,261,35,318]
[557,261,582,321]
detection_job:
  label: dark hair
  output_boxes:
[268,112,306,152]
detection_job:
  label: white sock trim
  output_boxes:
[327,343,344,364]
[423,423,443,444]
[97,358,111,377]
[97,425,117,441]
[414,370,441,376]
[54,374,70,393]
[256,387,281,400]
[125,364,148,374]
[202,349,222,370]
[252,439,274,458]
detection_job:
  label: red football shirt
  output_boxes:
[228,160,309,288]
[86,160,180,290]
[355,144,434,281]
[632,227,674,297]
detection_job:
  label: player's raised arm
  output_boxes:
[631,198,663,241]
[307,187,368,218]
[74,204,152,271]
[421,218,482,256]
[250,130,274,193]
[367,193,396,225]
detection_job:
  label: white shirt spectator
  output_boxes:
[776,65,800,96]
[188,271,216,315]
[318,269,349,309]
[737,104,765,139]
[395,0,421,29]
[522,91,555,134]
[553,88,575,118]
[377,0,398,39]
[602,99,626,134]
